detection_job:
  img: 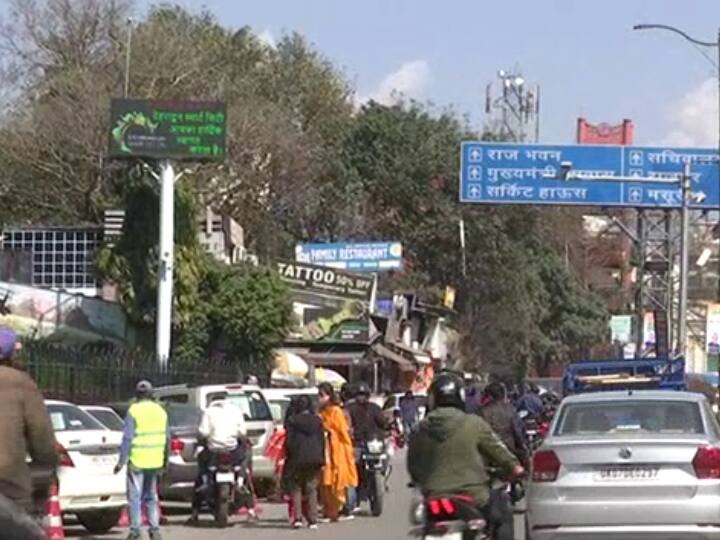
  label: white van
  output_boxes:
[153,383,276,480]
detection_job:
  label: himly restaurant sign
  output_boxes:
[276,260,373,301]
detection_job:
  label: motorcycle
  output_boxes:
[409,462,521,540]
[358,437,391,516]
[519,410,543,452]
[202,447,251,528]
[410,491,488,540]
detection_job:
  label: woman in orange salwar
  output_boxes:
[318,382,358,521]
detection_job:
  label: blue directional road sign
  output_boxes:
[460,142,718,209]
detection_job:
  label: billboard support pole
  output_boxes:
[156,160,175,371]
[678,161,691,364]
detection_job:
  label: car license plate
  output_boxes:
[215,472,235,483]
[595,465,659,481]
[92,455,116,466]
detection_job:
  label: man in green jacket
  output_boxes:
[408,372,524,540]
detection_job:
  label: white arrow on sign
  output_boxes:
[628,187,643,203]
[469,167,481,179]
[469,148,482,162]
[629,151,644,167]
[468,185,482,198]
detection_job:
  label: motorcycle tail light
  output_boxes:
[218,452,233,465]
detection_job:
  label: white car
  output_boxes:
[47,400,126,534]
[527,390,720,539]
[261,387,319,425]
[153,383,276,480]
[80,405,125,432]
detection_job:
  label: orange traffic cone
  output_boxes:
[42,481,65,540]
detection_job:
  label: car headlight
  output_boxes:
[366,439,384,453]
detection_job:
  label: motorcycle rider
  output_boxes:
[187,395,249,525]
[408,372,524,540]
[399,390,420,434]
[345,382,387,513]
[480,382,529,466]
[516,381,544,418]
[346,382,387,445]
[0,327,56,540]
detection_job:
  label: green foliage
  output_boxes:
[173,262,292,375]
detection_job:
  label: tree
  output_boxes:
[341,101,609,379]
[176,262,292,375]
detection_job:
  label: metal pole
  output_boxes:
[124,18,133,98]
[717,28,720,304]
[635,210,646,358]
[678,161,691,365]
[156,161,175,370]
[459,219,467,277]
[665,210,674,349]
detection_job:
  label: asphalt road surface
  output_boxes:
[62,451,526,540]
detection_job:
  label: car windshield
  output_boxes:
[47,404,106,432]
[555,400,705,436]
[86,409,124,431]
[269,399,290,422]
[166,404,202,428]
[226,391,272,422]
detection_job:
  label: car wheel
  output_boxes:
[77,507,123,534]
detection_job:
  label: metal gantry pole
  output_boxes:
[635,210,646,357]
[678,161,691,364]
[156,161,175,370]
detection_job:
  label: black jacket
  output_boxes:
[285,411,325,468]
[347,400,387,444]
[480,400,528,464]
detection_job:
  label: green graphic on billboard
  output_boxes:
[109,99,226,160]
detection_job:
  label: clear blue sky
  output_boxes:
[141,1,720,146]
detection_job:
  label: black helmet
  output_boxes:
[429,372,465,410]
[356,382,371,396]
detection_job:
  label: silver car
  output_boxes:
[527,390,720,540]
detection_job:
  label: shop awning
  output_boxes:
[303,352,367,367]
[371,343,414,371]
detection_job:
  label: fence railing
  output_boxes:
[18,342,241,405]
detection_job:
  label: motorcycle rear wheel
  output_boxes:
[215,483,230,528]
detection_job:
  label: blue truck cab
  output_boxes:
[563,357,686,395]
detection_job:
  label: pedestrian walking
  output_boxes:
[115,380,169,540]
[318,383,358,521]
[284,395,325,529]
[0,327,57,538]
[399,390,419,434]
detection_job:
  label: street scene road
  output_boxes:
[62,452,412,540]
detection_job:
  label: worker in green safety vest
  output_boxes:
[114,380,169,540]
